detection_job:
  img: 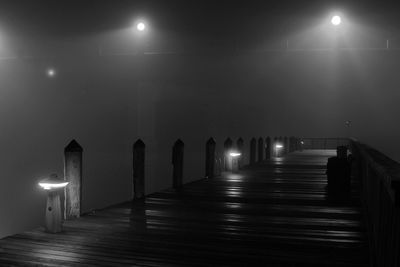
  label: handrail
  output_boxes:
[350,139,400,267]
[299,137,350,150]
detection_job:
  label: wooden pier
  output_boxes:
[0,150,370,266]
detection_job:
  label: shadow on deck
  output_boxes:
[0,150,370,266]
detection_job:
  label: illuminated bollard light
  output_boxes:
[229,151,242,172]
[38,174,68,233]
[275,143,284,157]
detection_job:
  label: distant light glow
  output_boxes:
[275,144,283,149]
[137,22,146,31]
[331,15,341,26]
[39,182,68,190]
[47,68,56,77]
[229,152,242,157]
[301,141,305,145]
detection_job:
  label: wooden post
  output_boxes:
[133,139,145,199]
[237,137,244,169]
[172,139,184,189]
[274,137,278,157]
[258,137,264,162]
[64,139,83,220]
[205,138,216,178]
[46,191,63,233]
[224,138,233,171]
[250,138,256,165]
[265,137,271,159]
[284,136,289,154]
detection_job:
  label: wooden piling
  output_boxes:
[284,136,289,154]
[258,137,264,162]
[237,137,244,169]
[265,137,271,159]
[205,138,216,179]
[64,139,83,220]
[172,139,184,189]
[133,139,145,199]
[224,138,233,171]
[250,138,256,165]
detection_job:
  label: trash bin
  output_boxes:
[326,146,351,192]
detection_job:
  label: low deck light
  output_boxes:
[38,174,68,233]
[229,152,242,157]
[39,178,68,190]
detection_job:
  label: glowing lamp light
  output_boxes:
[39,176,68,190]
[229,152,242,157]
[275,144,283,149]
[46,68,56,78]
[331,15,341,26]
[136,22,146,31]
[301,141,305,145]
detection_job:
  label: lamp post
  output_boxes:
[38,174,69,233]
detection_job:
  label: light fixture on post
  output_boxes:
[38,174,69,233]
[275,144,284,157]
[229,151,242,172]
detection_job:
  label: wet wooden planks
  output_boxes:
[0,150,370,266]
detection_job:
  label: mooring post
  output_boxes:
[206,138,216,178]
[64,139,83,220]
[237,137,244,169]
[172,139,184,189]
[284,136,289,154]
[250,138,257,165]
[224,138,233,171]
[258,137,264,162]
[133,139,145,199]
[265,137,271,159]
[273,137,278,157]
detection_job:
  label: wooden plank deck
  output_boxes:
[0,150,370,266]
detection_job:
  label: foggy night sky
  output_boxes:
[1,0,400,238]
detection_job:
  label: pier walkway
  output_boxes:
[0,150,370,266]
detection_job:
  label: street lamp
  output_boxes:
[136,22,146,32]
[331,15,342,26]
[46,68,56,78]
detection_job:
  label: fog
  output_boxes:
[1,0,400,238]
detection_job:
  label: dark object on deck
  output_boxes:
[133,139,145,199]
[265,136,271,159]
[258,137,264,162]
[172,139,184,189]
[326,146,351,192]
[237,137,244,169]
[64,139,83,219]
[205,138,216,178]
[250,138,256,165]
